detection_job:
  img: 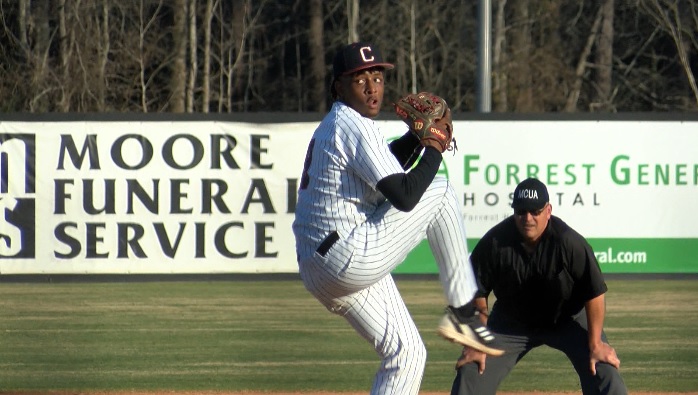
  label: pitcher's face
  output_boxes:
[334,68,385,119]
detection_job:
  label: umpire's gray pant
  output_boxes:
[451,308,628,395]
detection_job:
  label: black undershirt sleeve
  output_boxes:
[376,147,442,212]
[388,131,422,170]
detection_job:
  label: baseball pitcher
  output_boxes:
[293,41,503,395]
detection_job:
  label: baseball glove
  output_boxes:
[393,92,456,153]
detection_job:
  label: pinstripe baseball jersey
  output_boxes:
[293,101,404,260]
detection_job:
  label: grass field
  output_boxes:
[0,278,697,393]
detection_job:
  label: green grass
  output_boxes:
[0,279,697,392]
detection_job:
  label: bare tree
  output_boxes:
[187,0,197,112]
[510,0,534,111]
[29,0,52,112]
[592,0,615,112]
[409,0,417,94]
[347,0,359,43]
[493,0,508,111]
[128,0,169,112]
[0,0,694,112]
[17,0,28,47]
[308,0,326,112]
[640,0,698,108]
[97,1,110,111]
[58,0,70,112]
[202,0,214,113]
[564,5,603,112]
[170,0,187,112]
[224,0,249,112]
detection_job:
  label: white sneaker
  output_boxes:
[437,307,505,356]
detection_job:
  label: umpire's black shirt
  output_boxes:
[471,215,607,329]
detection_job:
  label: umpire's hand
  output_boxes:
[456,347,487,374]
[590,341,621,375]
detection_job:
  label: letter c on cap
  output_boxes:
[360,47,375,62]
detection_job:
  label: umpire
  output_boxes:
[451,178,628,395]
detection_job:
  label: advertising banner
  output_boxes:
[392,120,698,274]
[0,118,695,274]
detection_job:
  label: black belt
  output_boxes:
[316,231,339,257]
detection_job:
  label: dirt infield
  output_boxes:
[4,392,696,395]
[161,393,696,395]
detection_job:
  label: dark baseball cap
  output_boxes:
[511,178,549,211]
[332,42,394,79]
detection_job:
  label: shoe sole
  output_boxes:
[438,325,505,356]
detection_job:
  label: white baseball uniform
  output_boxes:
[293,101,478,395]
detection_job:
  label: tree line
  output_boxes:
[0,0,696,113]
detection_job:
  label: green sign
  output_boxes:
[393,238,698,274]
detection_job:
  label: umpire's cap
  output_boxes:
[511,178,549,211]
[331,42,394,99]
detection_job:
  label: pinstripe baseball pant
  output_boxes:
[298,177,478,395]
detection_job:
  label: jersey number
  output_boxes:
[299,139,315,190]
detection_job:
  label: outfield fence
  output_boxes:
[0,114,696,275]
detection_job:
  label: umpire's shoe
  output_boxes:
[438,306,505,356]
